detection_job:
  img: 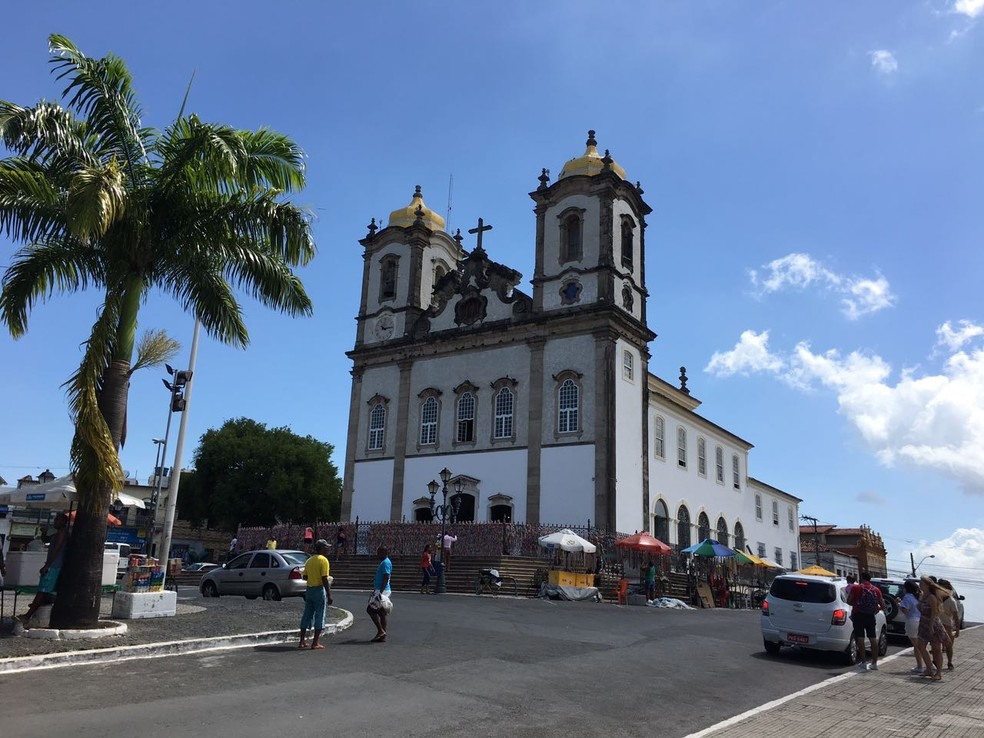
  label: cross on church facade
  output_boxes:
[468,217,493,250]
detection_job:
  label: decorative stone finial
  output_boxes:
[413,184,422,198]
[636,181,644,195]
[538,168,551,190]
[586,130,597,147]
[602,149,613,170]
[679,366,690,395]
[414,204,425,223]
[453,228,463,247]
[366,217,378,238]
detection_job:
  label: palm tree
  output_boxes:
[0,35,315,627]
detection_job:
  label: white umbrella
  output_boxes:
[537,528,597,553]
[0,474,146,509]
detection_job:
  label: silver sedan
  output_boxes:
[200,549,311,601]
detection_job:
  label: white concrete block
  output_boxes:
[111,589,177,619]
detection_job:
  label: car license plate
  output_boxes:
[787,633,810,644]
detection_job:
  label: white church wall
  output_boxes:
[427,287,520,333]
[611,199,642,323]
[648,404,750,548]
[614,340,645,533]
[541,194,602,312]
[408,345,532,451]
[356,364,402,459]
[539,444,596,525]
[747,479,801,568]
[351,458,396,522]
[366,241,409,312]
[404,449,529,522]
[541,334,596,443]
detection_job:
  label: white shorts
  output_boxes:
[905,618,920,640]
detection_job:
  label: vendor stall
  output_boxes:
[536,529,599,597]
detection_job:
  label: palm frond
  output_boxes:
[236,128,306,192]
[66,158,127,240]
[129,328,180,375]
[65,294,123,496]
[47,34,149,179]
[0,158,68,243]
[0,100,98,169]
[0,237,104,336]
[157,259,249,347]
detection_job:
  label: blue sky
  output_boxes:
[2,2,983,617]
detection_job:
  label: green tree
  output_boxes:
[0,36,315,627]
[183,418,341,530]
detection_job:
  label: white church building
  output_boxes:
[340,131,801,565]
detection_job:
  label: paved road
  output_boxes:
[1,589,905,737]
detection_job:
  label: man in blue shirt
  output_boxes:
[368,546,392,643]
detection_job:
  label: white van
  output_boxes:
[105,542,132,580]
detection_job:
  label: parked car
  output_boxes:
[200,549,311,601]
[182,562,220,574]
[871,577,910,636]
[761,573,888,664]
[873,576,967,633]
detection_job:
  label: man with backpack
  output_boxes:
[847,570,885,671]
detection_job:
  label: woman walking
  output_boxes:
[420,543,436,594]
[915,576,951,681]
[898,579,923,674]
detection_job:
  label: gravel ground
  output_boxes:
[0,586,345,659]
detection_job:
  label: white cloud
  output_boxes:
[705,330,785,377]
[954,0,984,18]
[749,253,896,320]
[869,50,899,75]
[936,320,984,352]
[706,327,984,494]
[911,528,984,622]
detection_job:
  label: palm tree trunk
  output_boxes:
[48,504,109,628]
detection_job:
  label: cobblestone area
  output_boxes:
[0,589,343,659]
[694,625,984,738]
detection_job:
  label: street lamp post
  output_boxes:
[910,553,935,577]
[428,467,461,595]
[147,364,192,557]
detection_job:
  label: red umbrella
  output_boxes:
[614,532,671,554]
[67,510,122,526]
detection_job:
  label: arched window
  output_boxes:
[490,504,512,522]
[716,517,729,546]
[450,492,475,522]
[558,208,585,263]
[698,512,711,542]
[697,437,706,477]
[368,403,386,451]
[734,522,746,553]
[654,499,669,543]
[379,255,399,301]
[715,446,724,483]
[558,378,579,434]
[677,427,687,468]
[677,505,691,548]
[654,416,665,459]
[419,396,439,446]
[456,392,475,443]
[494,386,514,439]
[620,217,634,269]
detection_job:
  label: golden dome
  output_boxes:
[387,185,446,231]
[557,130,627,181]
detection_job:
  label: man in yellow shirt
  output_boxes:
[298,539,332,650]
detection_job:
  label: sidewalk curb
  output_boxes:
[0,610,354,675]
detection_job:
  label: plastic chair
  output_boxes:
[613,578,629,605]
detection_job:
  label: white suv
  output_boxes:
[761,574,888,665]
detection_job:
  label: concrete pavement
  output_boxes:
[689,624,984,738]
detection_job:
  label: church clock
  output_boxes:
[373,314,395,340]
